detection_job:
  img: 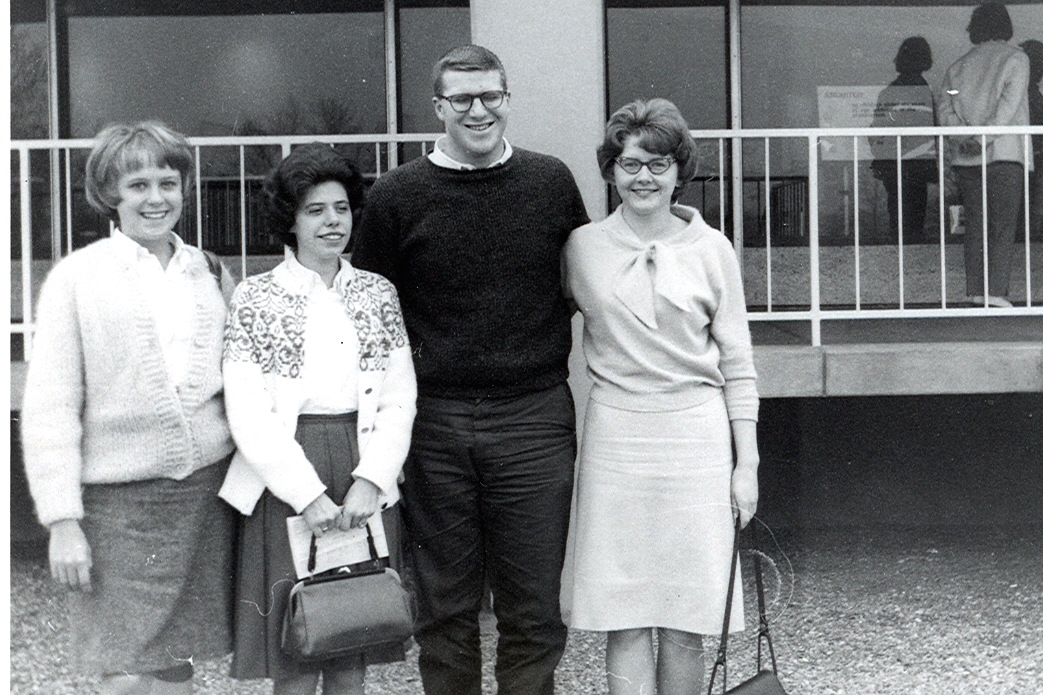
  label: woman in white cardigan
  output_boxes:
[219,143,416,695]
[21,122,237,695]
[938,1,1033,306]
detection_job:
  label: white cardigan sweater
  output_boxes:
[21,236,235,526]
[218,259,417,516]
[938,40,1033,169]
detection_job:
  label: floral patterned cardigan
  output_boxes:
[218,258,417,516]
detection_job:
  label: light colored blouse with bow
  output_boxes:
[565,204,758,419]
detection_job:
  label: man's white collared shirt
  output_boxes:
[428,137,513,170]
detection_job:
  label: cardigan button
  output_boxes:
[365,388,373,394]
[361,427,370,433]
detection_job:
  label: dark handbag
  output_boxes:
[707,518,789,695]
[281,526,414,662]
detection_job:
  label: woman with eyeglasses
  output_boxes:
[561,98,759,695]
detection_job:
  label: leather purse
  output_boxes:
[281,526,414,662]
[707,518,789,695]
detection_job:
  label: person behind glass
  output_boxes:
[351,45,590,695]
[1020,39,1043,239]
[20,121,237,695]
[870,37,937,244]
[218,143,417,695]
[938,1,1034,308]
[561,99,759,695]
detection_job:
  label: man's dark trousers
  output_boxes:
[402,382,576,695]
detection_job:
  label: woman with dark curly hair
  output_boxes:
[21,121,236,695]
[219,143,417,695]
[938,1,1033,307]
[561,99,759,695]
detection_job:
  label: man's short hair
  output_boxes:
[967,2,1013,45]
[84,121,193,222]
[432,44,507,95]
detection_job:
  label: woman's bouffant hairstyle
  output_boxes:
[597,98,698,203]
[894,37,932,75]
[84,121,193,222]
[967,2,1013,44]
[263,143,366,250]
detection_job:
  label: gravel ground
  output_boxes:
[10,524,1042,695]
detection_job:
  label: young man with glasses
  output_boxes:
[352,44,590,695]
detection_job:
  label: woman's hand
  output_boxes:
[339,478,380,530]
[49,519,92,591]
[730,419,760,529]
[301,493,341,538]
[731,463,759,529]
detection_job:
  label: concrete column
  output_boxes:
[471,0,605,433]
[470,0,607,221]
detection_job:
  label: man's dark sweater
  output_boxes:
[352,148,590,397]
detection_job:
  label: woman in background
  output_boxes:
[21,121,236,695]
[938,1,1033,307]
[561,99,759,695]
[870,36,937,244]
[219,143,416,695]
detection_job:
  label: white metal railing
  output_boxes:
[685,125,1043,346]
[10,133,440,358]
[10,126,1043,356]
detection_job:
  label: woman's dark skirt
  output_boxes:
[71,453,236,676]
[230,412,406,681]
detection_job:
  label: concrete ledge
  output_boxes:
[823,342,1043,396]
[754,346,825,398]
[10,341,1043,410]
[11,361,27,411]
[753,342,1043,397]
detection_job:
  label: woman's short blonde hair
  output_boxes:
[84,121,193,221]
[597,98,698,203]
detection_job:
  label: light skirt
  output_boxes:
[561,392,743,634]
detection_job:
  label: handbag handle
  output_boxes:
[307,520,382,574]
[707,517,778,695]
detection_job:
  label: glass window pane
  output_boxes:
[606,4,728,129]
[399,5,471,134]
[68,13,387,138]
[741,4,1043,131]
[11,23,49,139]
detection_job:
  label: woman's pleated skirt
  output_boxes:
[230,412,405,681]
[70,453,236,675]
[561,392,743,634]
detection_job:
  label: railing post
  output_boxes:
[981,134,989,305]
[897,134,904,310]
[195,146,203,248]
[764,138,772,312]
[853,136,860,311]
[20,147,34,358]
[808,135,821,346]
[939,135,947,309]
[240,146,248,281]
[732,136,744,271]
[384,0,399,171]
[1025,134,1032,307]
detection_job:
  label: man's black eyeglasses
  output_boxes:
[436,90,509,113]
[614,156,676,175]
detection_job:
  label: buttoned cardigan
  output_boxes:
[21,236,234,526]
[218,259,417,516]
